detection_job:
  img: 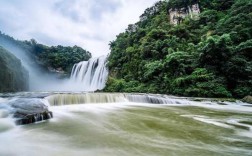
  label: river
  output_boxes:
[0,92,251,156]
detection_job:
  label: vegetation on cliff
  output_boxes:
[0,46,29,92]
[104,0,252,98]
[0,32,91,73]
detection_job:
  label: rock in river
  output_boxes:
[242,96,252,104]
[8,98,53,125]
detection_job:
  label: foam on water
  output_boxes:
[0,98,8,103]
[182,115,234,129]
[190,101,252,113]
[0,115,15,133]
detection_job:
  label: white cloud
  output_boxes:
[0,0,158,57]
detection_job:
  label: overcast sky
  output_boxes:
[0,0,158,57]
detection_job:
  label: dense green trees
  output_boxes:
[36,45,91,72]
[104,0,252,98]
[167,0,199,10]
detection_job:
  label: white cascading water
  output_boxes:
[70,56,108,91]
[45,93,194,106]
[46,93,128,106]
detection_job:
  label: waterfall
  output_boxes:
[70,56,108,91]
[46,93,128,106]
[126,94,192,104]
[45,93,193,106]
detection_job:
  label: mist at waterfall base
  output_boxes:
[0,40,108,91]
[0,40,61,91]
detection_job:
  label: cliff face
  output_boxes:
[168,3,200,25]
[0,46,29,92]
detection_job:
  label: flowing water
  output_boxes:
[70,56,108,91]
[0,93,252,156]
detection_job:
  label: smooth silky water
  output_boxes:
[0,93,252,156]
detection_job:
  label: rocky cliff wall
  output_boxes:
[169,3,200,25]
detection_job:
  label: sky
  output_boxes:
[0,0,158,57]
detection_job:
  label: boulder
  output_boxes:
[8,98,53,125]
[242,96,252,104]
[14,111,53,125]
[0,46,29,92]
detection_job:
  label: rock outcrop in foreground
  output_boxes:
[242,96,252,104]
[0,46,29,92]
[8,98,53,125]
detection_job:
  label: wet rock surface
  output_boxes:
[14,111,53,125]
[8,98,53,125]
[242,96,252,104]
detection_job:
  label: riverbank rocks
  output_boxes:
[0,46,29,92]
[8,98,53,125]
[242,96,252,104]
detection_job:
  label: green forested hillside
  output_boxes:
[104,0,252,98]
[0,32,91,73]
[0,46,28,92]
